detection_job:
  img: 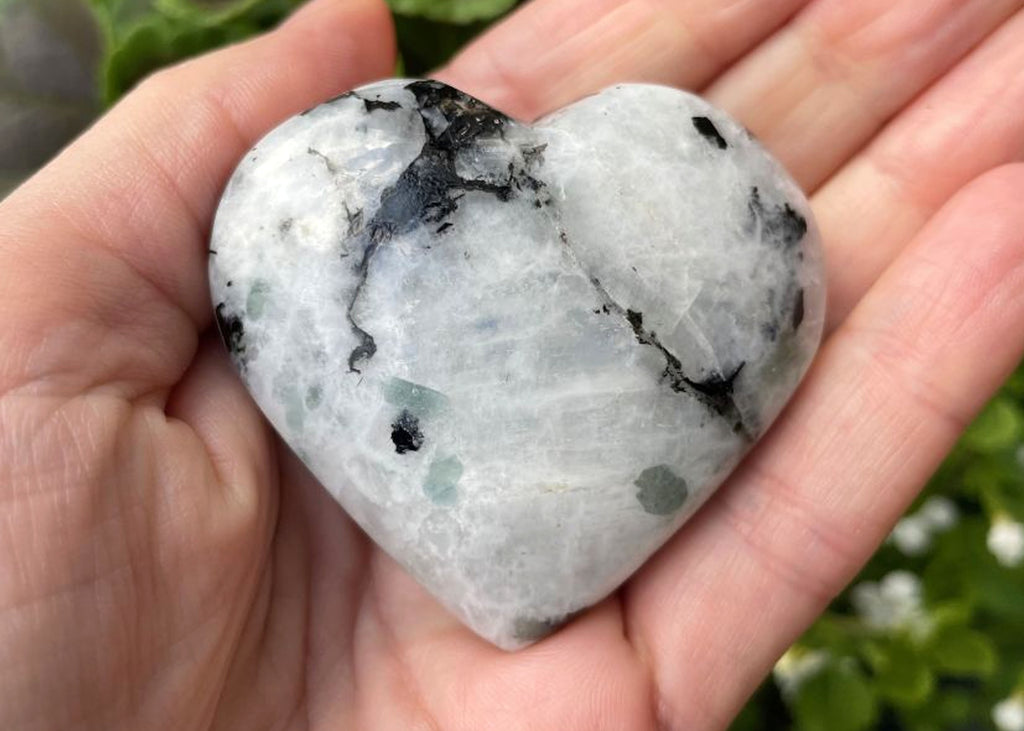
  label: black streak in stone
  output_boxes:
[692,116,728,149]
[367,81,517,237]
[363,98,402,113]
[748,187,807,249]
[344,204,364,237]
[346,81,525,373]
[590,278,750,437]
[300,90,355,116]
[391,410,424,454]
[323,90,356,105]
[308,147,340,175]
[215,303,246,362]
[792,288,805,330]
[521,144,548,167]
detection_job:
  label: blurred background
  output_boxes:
[1,1,1022,729]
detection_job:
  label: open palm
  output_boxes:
[1,0,1023,728]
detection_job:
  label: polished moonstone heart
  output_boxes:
[209,80,825,649]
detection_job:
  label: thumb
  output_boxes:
[0,0,395,400]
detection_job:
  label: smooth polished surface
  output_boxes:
[209,80,825,649]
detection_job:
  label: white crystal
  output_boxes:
[209,80,825,649]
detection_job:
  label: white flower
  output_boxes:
[988,516,1024,568]
[773,647,829,698]
[888,498,959,556]
[851,571,928,634]
[890,515,932,556]
[880,570,923,601]
[993,695,1024,731]
[918,496,959,532]
[851,582,888,628]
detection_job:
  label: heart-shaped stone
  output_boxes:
[209,80,824,649]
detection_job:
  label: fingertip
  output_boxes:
[281,0,397,82]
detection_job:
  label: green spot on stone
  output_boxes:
[305,384,322,409]
[634,465,688,516]
[384,377,449,418]
[424,455,463,506]
[246,279,272,320]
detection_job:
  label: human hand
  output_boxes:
[1,0,1022,728]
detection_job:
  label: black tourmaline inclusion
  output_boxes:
[345,81,528,374]
[391,410,425,454]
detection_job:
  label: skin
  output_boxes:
[0,0,1023,727]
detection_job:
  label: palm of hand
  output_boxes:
[1,0,1022,728]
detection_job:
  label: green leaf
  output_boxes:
[156,0,261,21]
[926,600,973,630]
[154,0,296,27]
[963,397,1022,454]
[100,18,172,102]
[929,626,997,677]
[97,0,298,102]
[792,662,878,731]
[387,0,518,24]
[865,640,935,707]
[393,13,487,75]
[0,0,102,196]
[87,0,156,47]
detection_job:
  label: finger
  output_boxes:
[706,0,1023,190]
[0,0,394,395]
[624,163,1024,729]
[210,449,370,729]
[436,0,812,120]
[349,554,654,730]
[814,8,1024,330]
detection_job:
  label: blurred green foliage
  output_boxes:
[0,0,525,194]
[86,0,524,103]
[89,0,308,103]
[0,0,101,194]
[735,370,1024,731]
[1,1,1022,728]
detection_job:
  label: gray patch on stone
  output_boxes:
[512,615,564,643]
[634,465,688,515]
